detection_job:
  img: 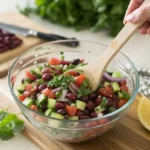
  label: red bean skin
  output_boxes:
[90,112,97,118]
[66,93,77,101]
[95,97,102,106]
[42,68,51,74]
[76,110,84,116]
[57,109,66,115]
[42,73,52,81]
[55,102,65,110]
[38,84,47,92]
[86,101,95,111]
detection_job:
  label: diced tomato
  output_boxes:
[99,86,113,97]
[48,91,56,99]
[119,80,127,86]
[30,105,38,111]
[18,95,26,102]
[80,59,84,63]
[41,88,51,97]
[120,85,129,93]
[67,71,78,77]
[66,106,77,116]
[41,88,56,98]
[25,84,33,91]
[84,121,99,128]
[49,58,60,66]
[118,99,127,108]
[99,118,108,125]
[75,75,86,86]
[25,71,36,80]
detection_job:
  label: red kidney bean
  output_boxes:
[42,68,51,74]
[55,70,63,76]
[66,93,77,101]
[60,60,70,65]
[42,73,52,81]
[23,91,30,97]
[55,102,65,110]
[89,92,97,100]
[38,84,47,92]
[71,59,80,65]
[90,112,97,118]
[81,96,89,102]
[34,83,39,92]
[95,97,102,106]
[113,101,117,109]
[107,98,113,107]
[76,110,84,116]
[57,109,66,115]
[86,101,95,111]
[79,115,90,120]
[84,109,90,115]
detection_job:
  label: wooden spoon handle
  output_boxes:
[96,22,143,70]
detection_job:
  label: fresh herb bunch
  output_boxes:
[0,110,24,141]
[19,0,130,36]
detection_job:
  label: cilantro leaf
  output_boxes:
[0,128,14,141]
[122,91,130,100]
[0,110,24,141]
[0,110,8,121]
[77,85,91,98]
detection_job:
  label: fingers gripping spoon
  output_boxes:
[66,22,143,91]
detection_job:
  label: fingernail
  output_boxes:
[126,14,134,22]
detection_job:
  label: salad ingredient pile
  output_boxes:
[17,53,130,121]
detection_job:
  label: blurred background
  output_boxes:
[0,0,150,68]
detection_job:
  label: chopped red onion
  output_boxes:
[52,87,62,93]
[57,89,69,102]
[68,85,77,94]
[104,72,127,82]
[70,82,79,92]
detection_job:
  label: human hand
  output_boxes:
[124,0,150,34]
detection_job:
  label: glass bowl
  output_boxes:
[8,40,139,143]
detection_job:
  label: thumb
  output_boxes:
[126,3,150,23]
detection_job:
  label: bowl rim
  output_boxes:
[8,40,140,123]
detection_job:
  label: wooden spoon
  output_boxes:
[66,22,143,91]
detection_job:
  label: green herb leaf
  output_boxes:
[0,110,24,141]
[122,91,130,100]
[77,85,91,98]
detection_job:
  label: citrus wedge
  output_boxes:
[138,96,150,131]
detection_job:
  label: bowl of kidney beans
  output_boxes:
[0,29,22,53]
[8,40,139,143]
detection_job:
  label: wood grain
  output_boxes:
[0,11,48,77]
[0,79,150,150]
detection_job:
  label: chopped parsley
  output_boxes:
[48,75,74,89]
[77,85,91,98]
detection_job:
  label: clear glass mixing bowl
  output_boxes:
[8,40,139,143]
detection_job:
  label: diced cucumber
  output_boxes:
[112,72,122,78]
[36,79,45,84]
[22,97,33,107]
[44,109,53,116]
[34,67,42,75]
[23,78,31,84]
[104,81,110,87]
[68,116,79,120]
[47,99,56,108]
[75,100,86,111]
[17,84,25,94]
[95,105,106,114]
[118,92,123,98]
[111,82,120,92]
[37,94,47,106]
[50,112,64,119]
